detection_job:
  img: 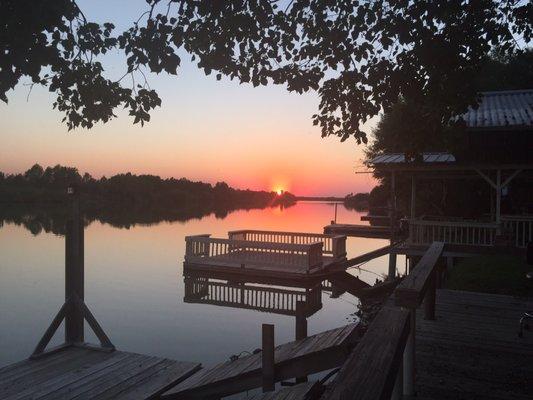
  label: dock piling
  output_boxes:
[262,324,275,392]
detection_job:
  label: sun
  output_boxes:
[275,188,284,195]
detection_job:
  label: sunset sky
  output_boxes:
[0,0,378,196]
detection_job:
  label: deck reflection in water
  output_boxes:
[183,273,325,318]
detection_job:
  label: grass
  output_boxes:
[446,255,533,297]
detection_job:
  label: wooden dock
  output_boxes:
[0,347,200,400]
[162,323,360,399]
[250,381,321,399]
[415,289,533,399]
[323,223,398,238]
[184,230,347,279]
[322,242,533,400]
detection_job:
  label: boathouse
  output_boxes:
[368,89,533,253]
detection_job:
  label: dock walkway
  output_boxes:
[0,347,200,400]
[163,323,360,399]
[416,289,533,399]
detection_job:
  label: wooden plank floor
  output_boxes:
[0,347,200,400]
[416,289,533,400]
[184,252,340,279]
[163,323,360,399]
[249,381,320,399]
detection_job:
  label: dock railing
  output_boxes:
[501,215,533,248]
[228,230,347,260]
[185,234,324,272]
[322,241,445,400]
[409,219,498,246]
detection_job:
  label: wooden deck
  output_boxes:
[162,323,360,399]
[0,347,200,400]
[416,289,533,400]
[250,381,321,399]
[323,223,397,238]
[185,251,340,277]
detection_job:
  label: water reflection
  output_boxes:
[183,273,323,317]
[0,202,397,369]
[0,200,297,236]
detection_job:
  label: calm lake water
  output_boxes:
[0,201,402,371]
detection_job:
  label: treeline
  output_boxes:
[0,164,297,234]
[343,193,370,210]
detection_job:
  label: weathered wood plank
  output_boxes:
[395,242,444,308]
[0,348,201,400]
[321,307,410,400]
[163,323,360,399]
[249,381,321,400]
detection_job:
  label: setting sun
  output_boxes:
[275,188,284,195]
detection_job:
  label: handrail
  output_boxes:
[228,229,346,259]
[184,235,324,271]
[186,236,318,252]
[323,242,445,399]
[410,219,499,228]
[321,306,410,400]
[409,219,497,246]
[395,241,445,309]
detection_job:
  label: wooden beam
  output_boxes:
[502,169,523,188]
[475,169,497,189]
[321,307,410,400]
[31,301,70,357]
[262,324,275,392]
[395,242,445,308]
[76,296,115,349]
[373,163,533,172]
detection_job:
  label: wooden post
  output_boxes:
[496,169,501,235]
[410,175,416,218]
[295,301,308,383]
[388,251,397,280]
[390,171,396,243]
[262,324,275,392]
[403,309,416,396]
[65,187,84,344]
[424,274,436,320]
[391,359,404,400]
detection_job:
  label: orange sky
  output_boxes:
[0,1,378,197]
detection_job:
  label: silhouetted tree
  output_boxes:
[2,1,531,150]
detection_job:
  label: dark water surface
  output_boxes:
[0,201,402,369]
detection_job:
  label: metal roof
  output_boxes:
[370,152,456,165]
[462,89,533,130]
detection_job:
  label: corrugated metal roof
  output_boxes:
[462,89,533,129]
[370,152,456,165]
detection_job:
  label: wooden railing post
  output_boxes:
[295,301,308,383]
[262,324,275,392]
[388,251,397,280]
[403,309,416,396]
[424,273,436,320]
[65,188,84,344]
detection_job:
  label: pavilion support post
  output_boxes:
[65,190,84,344]
[410,175,416,219]
[390,171,397,243]
[262,324,275,392]
[295,301,308,383]
[403,309,416,396]
[388,252,397,280]
[496,169,501,235]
